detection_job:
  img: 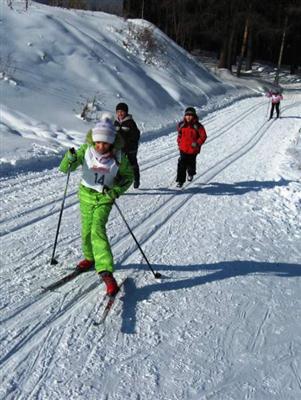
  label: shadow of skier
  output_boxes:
[120,260,301,334]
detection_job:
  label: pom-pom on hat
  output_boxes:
[99,111,114,123]
[92,119,116,144]
[116,102,129,113]
[185,107,197,116]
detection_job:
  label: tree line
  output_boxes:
[124,0,301,75]
[7,0,301,74]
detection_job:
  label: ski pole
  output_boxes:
[266,100,270,119]
[114,201,162,279]
[50,148,75,265]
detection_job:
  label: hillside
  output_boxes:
[1,0,252,173]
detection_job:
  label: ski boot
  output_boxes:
[100,271,119,296]
[77,259,94,271]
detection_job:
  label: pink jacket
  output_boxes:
[267,92,283,104]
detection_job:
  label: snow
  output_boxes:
[0,2,301,400]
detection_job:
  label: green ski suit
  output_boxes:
[59,143,133,273]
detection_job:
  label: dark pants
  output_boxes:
[176,152,197,184]
[270,103,280,119]
[126,151,140,185]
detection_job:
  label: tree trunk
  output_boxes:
[141,0,144,19]
[237,17,249,77]
[245,28,253,71]
[274,15,288,85]
[226,26,236,71]
[218,37,228,68]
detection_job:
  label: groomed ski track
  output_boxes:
[1,94,301,400]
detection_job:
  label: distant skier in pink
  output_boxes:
[267,90,283,119]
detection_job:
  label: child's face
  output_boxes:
[184,114,194,123]
[116,110,127,120]
[94,141,111,154]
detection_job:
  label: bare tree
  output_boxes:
[245,27,253,71]
[274,15,288,84]
[237,16,250,76]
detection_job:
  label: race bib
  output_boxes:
[81,147,119,192]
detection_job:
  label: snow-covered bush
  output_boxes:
[123,22,166,65]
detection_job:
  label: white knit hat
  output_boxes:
[92,119,116,144]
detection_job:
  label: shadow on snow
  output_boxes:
[119,260,301,334]
[128,178,293,196]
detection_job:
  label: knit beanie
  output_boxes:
[92,119,116,144]
[116,102,129,113]
[185,107,197,116]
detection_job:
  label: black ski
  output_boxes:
[41,267,92,292]
[93,278,127,326]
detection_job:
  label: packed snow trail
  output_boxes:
[0,95,301,400]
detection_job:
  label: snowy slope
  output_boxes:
[1,1,256,175]
[1,2,301,400]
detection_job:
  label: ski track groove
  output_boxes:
[57,99,275,266]
[0,98,265,237]
[0,190,75,227]
[291,359,301,391]
[1,276,93,328]
[140,100,266,173]
[2,240,61,274]
[141,100,257,156]
[0,199,80,239]
[2,95,288,246]
[16,326,57,400]
[0,172,62,195]
[4,95,294,264]
[140,97,262,164]
[0,281,102,370]
[14,323,65,400]
[113,116,276,266]
[222,299,257,361]
[1,95,300,399]
[248,307,271,354]
[1,99,293,329]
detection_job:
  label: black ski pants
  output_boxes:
[126,150,140,185]
[176,152,197,184]
[270,102,280,119]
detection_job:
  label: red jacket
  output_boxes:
[177,118,207,154]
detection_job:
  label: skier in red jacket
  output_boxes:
[176,107,207,188]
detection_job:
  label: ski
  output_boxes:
[93,278,127,326]
[41,267,92,292]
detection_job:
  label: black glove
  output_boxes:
[67,147,77,163]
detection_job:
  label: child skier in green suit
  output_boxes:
[59,118,134,296]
